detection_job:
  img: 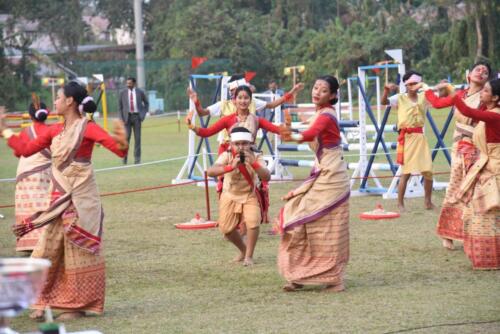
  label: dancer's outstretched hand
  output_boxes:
[185,110,194,128]
[281,190,294,201]
[384,83,399,92]
[279,124,292,141]
[435,81,455,97]
[291,82,305,94]
[434,81,450,91]
[284,109,292,125]
[186,87,198,102]
[414,82,429,91]
[112,119,128,149]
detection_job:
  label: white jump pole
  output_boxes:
[347,78,353,120]
[375,75,381,125]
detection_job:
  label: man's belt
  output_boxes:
[396,127,423,165]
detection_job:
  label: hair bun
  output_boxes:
[29,101,48,122]
[34,109,49,122]
[79,96,97,114]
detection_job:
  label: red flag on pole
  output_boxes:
[245,71,257,82]
[191,57,208,69]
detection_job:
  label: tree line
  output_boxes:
[0,0,498,110]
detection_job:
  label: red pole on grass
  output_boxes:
[204,171,211,221]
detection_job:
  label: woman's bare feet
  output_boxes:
[56,311,85,321]
[442,238,455,250]
[324,283,345,293]
[398,203,406,213]
[231,252,245,263]
[425,201,436,210]
[282,282,304,292]
[29,309,44,321]
[243,257,254,266]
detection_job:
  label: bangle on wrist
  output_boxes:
[223,165,234,173]
[283,92,293,102]
[291,133,303,141]
[251,161,261,170]
[2,129,14,139]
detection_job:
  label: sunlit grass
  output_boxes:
[1,115,498,333]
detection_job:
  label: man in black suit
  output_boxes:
[118,77,149,164]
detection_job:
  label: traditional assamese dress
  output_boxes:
[8,118,127,314]
[425,89,481,241]
[206,98,265,153]
[389,92,433,177]
[14,122,52,251]
[196,112,280,220]
[278,106,350,286]
[196,110,280,153]
[215,149,267,234]
[451,96,500,270]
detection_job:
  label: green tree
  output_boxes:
[9,0,91,64]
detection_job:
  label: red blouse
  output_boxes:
[196,113,280,138]
[17,122,50,143]
[8,121,127,158]
[453,95,500,143]
[15,122,51,158]
[425,89,466,108]
[300,112,341,147]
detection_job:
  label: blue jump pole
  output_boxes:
[358,81,397,189]
[429,108,453,165]
[257,106,275,155]
[187,75,220,178]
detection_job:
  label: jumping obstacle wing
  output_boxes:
[173,74,223,184]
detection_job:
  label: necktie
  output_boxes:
[129,90,134,113]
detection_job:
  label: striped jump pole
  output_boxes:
[278,142,397,152]
[343,124,397,133]
[279,159,395,171]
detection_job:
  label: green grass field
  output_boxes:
[1,115,499,334]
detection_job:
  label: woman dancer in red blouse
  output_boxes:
[277,75,350,292]
[424,61,491,250]
[0,82,128,321]
[187,85,281,144]
[449,78,500,270]
[14,97,53,252]
[187,85,284,225]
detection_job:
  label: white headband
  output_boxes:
[78,96,94,113]
[228,79,249,90]
[35,109,48,118]
[230,131,253,142]
[404,74,422,84]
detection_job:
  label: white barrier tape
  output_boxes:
[0,153,206,182]
[146,111,187,119]
[0,178,16,183]
[94,155,192,173]
[278,146,451,159]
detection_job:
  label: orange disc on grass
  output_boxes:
[175,213,217,230]
[175,221,217,230]
[359,204,400,220]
